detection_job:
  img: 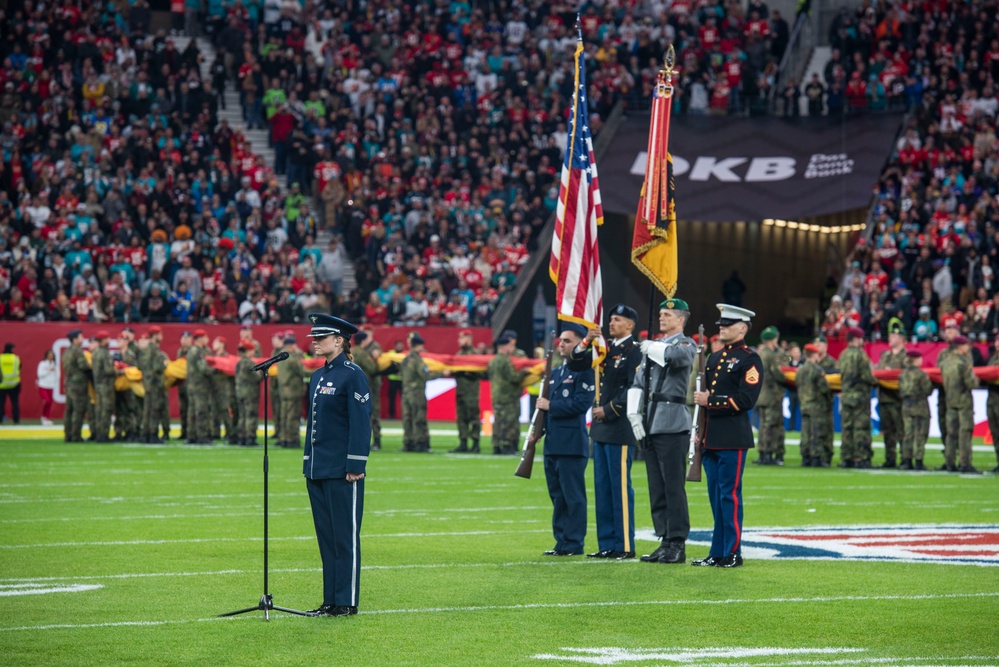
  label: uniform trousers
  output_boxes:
[307,477,364,607]
[593,441,635,553]
[642,432,690,542]
[879,398,902,463]
[702,448,747,558]
[543,454,587,554]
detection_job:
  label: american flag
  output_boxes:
[549,39,603,331]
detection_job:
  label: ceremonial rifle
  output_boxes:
[686,324,705,483]
[515,338,555,479]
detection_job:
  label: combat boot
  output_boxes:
[450,439,470,453]
[880,458,897,469]
[493,446,504,455]
[503,445,518,455]
[470,440,480,453]
[914,459,927,470]
[899,459,913,470]
[659,539,686,564]
[371,437,381,451]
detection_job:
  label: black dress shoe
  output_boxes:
[587,549,616,558]
[715,554,744,568]
[615,551,635,560]
[308,604,335,617]
[640,544,669,562]
[328,606,358,616]
[543,549,581,556]
[690,556,719,567]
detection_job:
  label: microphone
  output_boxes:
[252,351,289,372]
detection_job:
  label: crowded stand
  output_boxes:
[0,0,790,326]
[825,0,999,345]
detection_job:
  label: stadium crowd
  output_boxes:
[0,0,793,327]
[817,0,999,345]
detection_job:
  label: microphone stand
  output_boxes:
[220,356,309,620]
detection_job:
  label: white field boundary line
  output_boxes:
[0,592,997,632]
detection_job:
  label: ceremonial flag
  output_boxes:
[549,37,604,330]
[631,64,679,298]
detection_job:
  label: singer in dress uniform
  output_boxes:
[538,322,595,557]
[692,304,764,568]
[303,313,372,617]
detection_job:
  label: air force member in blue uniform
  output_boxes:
[537,322,595,556]
[692,304,764,568]
[304,313,372,616]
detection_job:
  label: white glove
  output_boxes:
[639,340,667,366]
[627,413,646,442]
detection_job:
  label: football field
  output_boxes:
[1,425,997,666]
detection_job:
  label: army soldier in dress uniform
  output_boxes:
[796,343,832,467]
[234,340,263,446]
[874,319,907,468]
[185,329,214,444]
[176,331,194,441]
[62,330,90,442]
[985,338,999,473]
[838,326,878,468]
[114,329,141,441]
[278,334,311,448]
[939,335,981,473]
[489,333,529,455]
[351,330,383,451]
[626,299,696,564]
[899,349,932,471]
[209,336,238,444]
[303,313,371,617]
[691,304,764,568]
[451,329,483,454]
[270,331,286,439]
[400,332,448,452]
[90,331,116,443]
[755,326,789,466]
[538,323,595,557]
[140,326,169,443]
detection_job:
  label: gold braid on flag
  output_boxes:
[631,47,679,298]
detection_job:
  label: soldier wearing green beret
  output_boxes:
[754,326,789,466]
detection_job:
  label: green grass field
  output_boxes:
[1,425,997,666]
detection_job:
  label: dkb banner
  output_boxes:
[600,114,903,222]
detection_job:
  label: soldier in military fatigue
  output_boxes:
[939,335,981,473]
[935,324,960,445]
[400,332,448,452]
[538,323,595,557]
[234,340,263,446]
[138,329,168,443]
[898,348,932,470]
[185,330,214,444]
[985,338,999,473]
[234,325,262,431]
[874,320,907,468]
[278,334,312,448]
[755,326,789,465]
[209,336,238,444]
[351,330,383,451]
[626,299,696,564]
[269,332,285,440]
[692,304,764,568]
[451,329,483,453]
[62,330,91,442]
[488,334,529,455]
[796,343,832,467]
[176,331,194,441]
[90,331,116,443]
[114,329,142,441]
[811,334,837,464]
[838,326,878,468]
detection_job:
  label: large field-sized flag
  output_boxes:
[631,61,679,298]
[549,36,604,330]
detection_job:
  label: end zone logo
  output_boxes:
[685,525,999,566]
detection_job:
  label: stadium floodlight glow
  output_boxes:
[786,221,799,229]
[775,219,787,227]
[763,218,774,225]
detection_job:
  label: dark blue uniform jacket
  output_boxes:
[304,355,373,479]
[544,363,595,457]
[704,341,764,450]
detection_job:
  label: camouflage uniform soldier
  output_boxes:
[278,334,311,448]
[755,326,788,466]
[939,335,981,473]
[986,338,999,473]
[209,336,237,444]
[236,325,263,438]
[898,349,933,471]
[234,340,263,446]
[935,324,960,445]
[838,327,878,468]
[185,330,214,444]
[874,320,907,468]
[176,331,193,440]
[812,334,837,464]
[90,332,116,443]
[351,330,383,451]
[400,332,447,452]
[62,329,91,442]
[488,333,528,455]
[269,332,285,439]
[796,344,832,467]
[451,329,482,453]
[138,327,169,443]
[114,329,141,441]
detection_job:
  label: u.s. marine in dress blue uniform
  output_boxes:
[303,313,372,617]
[692,304,764,568]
